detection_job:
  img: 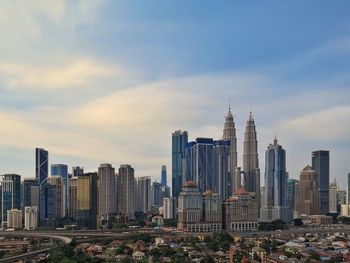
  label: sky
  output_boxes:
[0,1,349,187]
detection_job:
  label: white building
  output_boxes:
[24,206,38,230]
[7,209,23,230]
[163,197,177,220]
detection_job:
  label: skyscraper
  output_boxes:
[23,178,39,208]
[260,138,291,222]
[172,130,188,198]
[152,182,162,207]
[348,173,350,205]
[295,165,320,216]
[161,165,167,186]
[243,112,260,210]
[222,105,237,195]
[312,150,330,215]
[1,174,21,226]
[98,164,116,225]
[36,148,48,221]
[287,178,298,210]
[329,179,338,214]
[47,176,64,220]
[213,140,230,200]
[117,164,135,221]
[136,176,152,213]
[51,164,68,215]
[185,138,214,193]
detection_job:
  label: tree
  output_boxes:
[293,218,303,227]
[201,255,215,263]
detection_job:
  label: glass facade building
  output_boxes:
[312,150,330,214]
[161,165,167,186]
[172,130,188,198]
[287,178,299,210]
[1,174,21,225]
[51,164,68,215]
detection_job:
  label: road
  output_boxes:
[0,247,51,263]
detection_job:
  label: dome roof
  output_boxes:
[184,180,197,188]
[203,190,214,196]
[234,188,249,195]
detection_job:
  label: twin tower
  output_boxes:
[223,107,260,206]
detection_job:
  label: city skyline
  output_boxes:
[0,2,349,186]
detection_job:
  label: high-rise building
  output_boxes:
[347,173,350,205]
[152,182,162,208]
[172,130,188,198]
[76,172,98,229]
[98,164,116,224]
[161,165,167,186]
[312,150,330,215]
[51,164,68,215]
[23,178,39,208]
[117,165,135,220]
[223,189,258,231]
[136,176,152,213]
[222,105,238,196]
[185,138,230,200]
[72,166,84,177]
[68,177,77,219]
[185,138,214,193]
[1,174,21,226]
[24,206,38,230]
[163,197,177,220]
[260,138,291,222]
[212,140,230,200]
[47,176,64,220]
[337,189,347,213]
[295,165,320,216]
[7,209,23,230]
[329,179,338,214]
[287,178,298,210]
[36,148,48,221]
[243,112,260,211]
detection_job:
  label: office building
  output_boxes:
[213,140,230,200]
[223,189,258,231]
[1,174,21,226]
[72,166,84,177]
[260,138,291,222]
[337,189,346,213]
[172,130,188,198]
[23,178,39,208]
[68,177,77,219]
[117,165,135,220]
[152,182,162,207]
[36,148,48,221]
[24,206,38,230]
[136,176,152,213]
[287,178,298,210]
[348,173,350,205]
[329,179,338,214]
[76,172,98,229]
[161,165,167,186]
[163,197,177,220]
[295,165,320,216]
[51,164,68,215]
[7,209,22,230]
[98,164,116,224]
[47,176,65,219]
[222,105,238,195]
[243,112,260,211]
[312,150,330,215]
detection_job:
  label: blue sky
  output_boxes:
[0,1,349,186]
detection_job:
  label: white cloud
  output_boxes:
[0,58,121,90]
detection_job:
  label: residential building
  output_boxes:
[117,165,135,221]
[172,130,188,198]
[98,164,116,225]
[163,197,177,220]
[7,209,22,230]
[312,150,330,215]
[24,206,38,230]
[136,176,152,213]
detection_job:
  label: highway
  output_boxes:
[0,247,51,263]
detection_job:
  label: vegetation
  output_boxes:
[46,244,104,263]
[163,219,177,227]
[258,219,288,231]
[203,232,233,252]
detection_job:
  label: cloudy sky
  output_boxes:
[0,1,349,187]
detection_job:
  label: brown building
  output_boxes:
[295,165,320,216]
[223,188,258,231]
